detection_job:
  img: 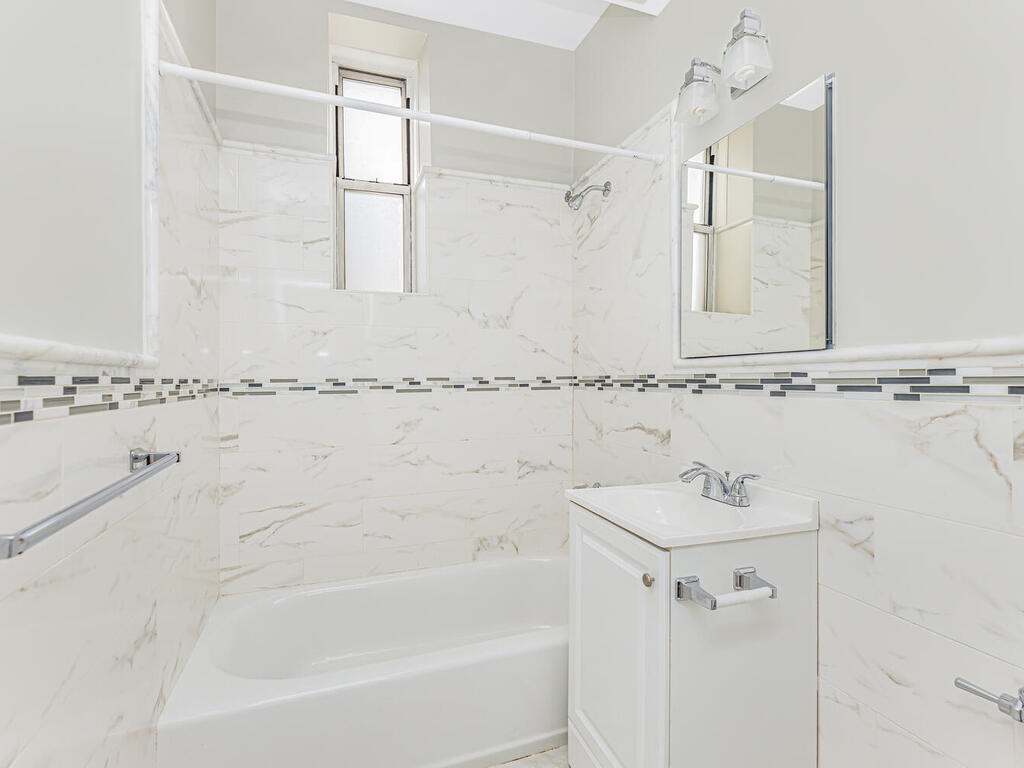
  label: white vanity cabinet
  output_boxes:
[566,482,818,768]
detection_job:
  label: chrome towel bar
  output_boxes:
[0,450,181,560]
[954,677,1024,723]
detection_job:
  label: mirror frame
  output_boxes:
[676,73,835,361]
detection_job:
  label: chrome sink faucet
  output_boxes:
[679,461,760,507]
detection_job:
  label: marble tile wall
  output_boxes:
[0,36,221,767]
[217,154,575,591]
[219,388,570,593]
[571,114,677,377]
[572,111,1024,766]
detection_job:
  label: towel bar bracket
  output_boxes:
[676,566,777,610]
[0,449,181,561]
[130,449,181,472]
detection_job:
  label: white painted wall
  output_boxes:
[574,1,1024,348]
[215,0,576,182]
[0,0,145,354]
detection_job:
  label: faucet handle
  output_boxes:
[725,473,760,506]
[729,472,760,489]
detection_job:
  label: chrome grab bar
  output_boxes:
[676,566,777,610]
[954,678,1024,723]
[0,450,181,560]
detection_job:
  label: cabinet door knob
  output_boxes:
[642,573,655,588]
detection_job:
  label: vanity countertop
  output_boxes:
[565,481,818,549]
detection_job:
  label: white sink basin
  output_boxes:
[565,481,818,548]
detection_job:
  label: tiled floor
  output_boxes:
[492,746,567,767]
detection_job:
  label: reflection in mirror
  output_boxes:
[680,75,833,358]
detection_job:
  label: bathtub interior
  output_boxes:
[211,556,569,680]
[158,556,569,768]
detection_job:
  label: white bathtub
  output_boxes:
[158,557,568,768]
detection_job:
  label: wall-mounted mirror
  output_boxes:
[679,75,833,358]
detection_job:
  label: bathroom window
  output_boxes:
[687,148,714,311]
[336,68,412,292]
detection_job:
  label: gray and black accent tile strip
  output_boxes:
[0,376,218,427]
[575,367,1024,403]
[4,364,1024,429]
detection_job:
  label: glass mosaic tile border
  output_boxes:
[3,365,1024,429]
[0,376,218,427]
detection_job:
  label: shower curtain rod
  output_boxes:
[159,62,665,164]
[684,160,825,191]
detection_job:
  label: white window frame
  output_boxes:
[334,67,413,292]
[691,146,716,312]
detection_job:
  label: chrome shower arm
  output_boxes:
[565,181,612,211]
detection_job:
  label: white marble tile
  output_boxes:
[230,266,358,326]
[236,500,362,565]
[598,390,673,457]
[364,440,514,496]
[875,715,967,768]
[515,436,571,485]
[820,676,970,768]
[301,215,333,271]
[817,492,887,609]
[301,539,475,586]
[219,210,304,270]
[233,151,332,219]
[670,389,788,476]
[572,388,680,487]
[572,116,675,377]
[783,398,1016,534]
[368,390,568,445]
[818,682,879,768]
[361,483,566,555]
[878,506,1024,668]
[220,390,571,588]
[820,587,1018,767]
[220,558,305,594]
[232,391,371,452]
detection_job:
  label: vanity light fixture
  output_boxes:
[722,8,773,96]
[677,58,721,125]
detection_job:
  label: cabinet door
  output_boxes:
[669,532,817,768]
[569,504,670,768]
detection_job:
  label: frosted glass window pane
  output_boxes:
[342,78,405,184]
[344,190,405,292]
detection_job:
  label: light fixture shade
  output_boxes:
[722,33,772,91]
[677,79,719,126]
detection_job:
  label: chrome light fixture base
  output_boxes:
[677,58,722,126]
[723,8,773,98]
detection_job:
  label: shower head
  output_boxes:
[564,180,612,211]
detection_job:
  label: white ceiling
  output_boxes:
[344,0,672,50]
